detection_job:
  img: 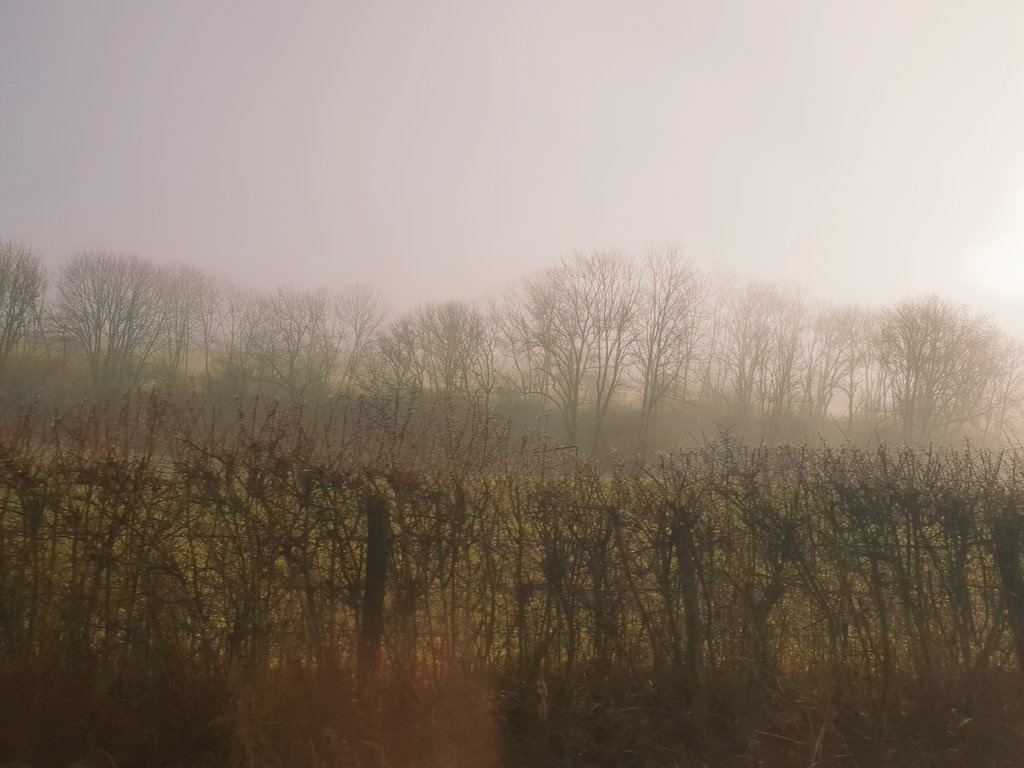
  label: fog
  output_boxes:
[12,7,1024,765]
[3,1,1024,331]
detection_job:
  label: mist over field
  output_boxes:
[5,3,1024,767]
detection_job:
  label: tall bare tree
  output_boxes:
[416,300,477,397]
[54,252,164,390]
[0,241,46,378]
[511,255,601,444]
[470,300,504,410]
[721,282,805,441]
[979,336,1024,442]
[584,251,639,450]
[695,273,735,414]
[254,286,343,403]
[496,285,551,412]
[879,295,999,442]
[414,299,499,407]
[192,272,228,389]
[336,283,389,392]
[215,283,264,394]
[357,314,425,410]
[830,305,876,432]
[155,263,210,383]
[799,303,850,427]
[757,287,805,440]
[635,245,706,451]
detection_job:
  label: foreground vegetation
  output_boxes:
[3,394,1024,766]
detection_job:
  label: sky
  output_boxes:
[3,1,1024,332]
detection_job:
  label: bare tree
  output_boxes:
[496,285,551,412]
[470,299,504,410]
[414,299,498,407]
[254,286,343,403]
[584,251,639,450]
[756,287,805,440]
[635,245,707,451]
[216,283,264,394]
[799,303,851,427]
[0,241,46,378]
[356,314,424,409]
[695,272,735,415]
[155,263,211,383]
[192,272,228,389]
[856,309,891,428]
[721,282,805,441]
[336,283,389,392]
[830,305,876,432]
[979,335,1024,442]
[509,255,600,444]
[722,282,774,439]
[879,294,999,442]
[416,300,476,397]
[54,251,164,390]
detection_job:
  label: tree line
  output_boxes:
[2,240,1022,448]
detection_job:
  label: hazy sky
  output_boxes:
[3,1,1024,331]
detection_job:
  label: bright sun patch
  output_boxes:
[964,238,1024,297]
[964,166,1024,297]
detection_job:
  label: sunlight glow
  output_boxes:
[964,164,1024,297]
[964,238,1024,297]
